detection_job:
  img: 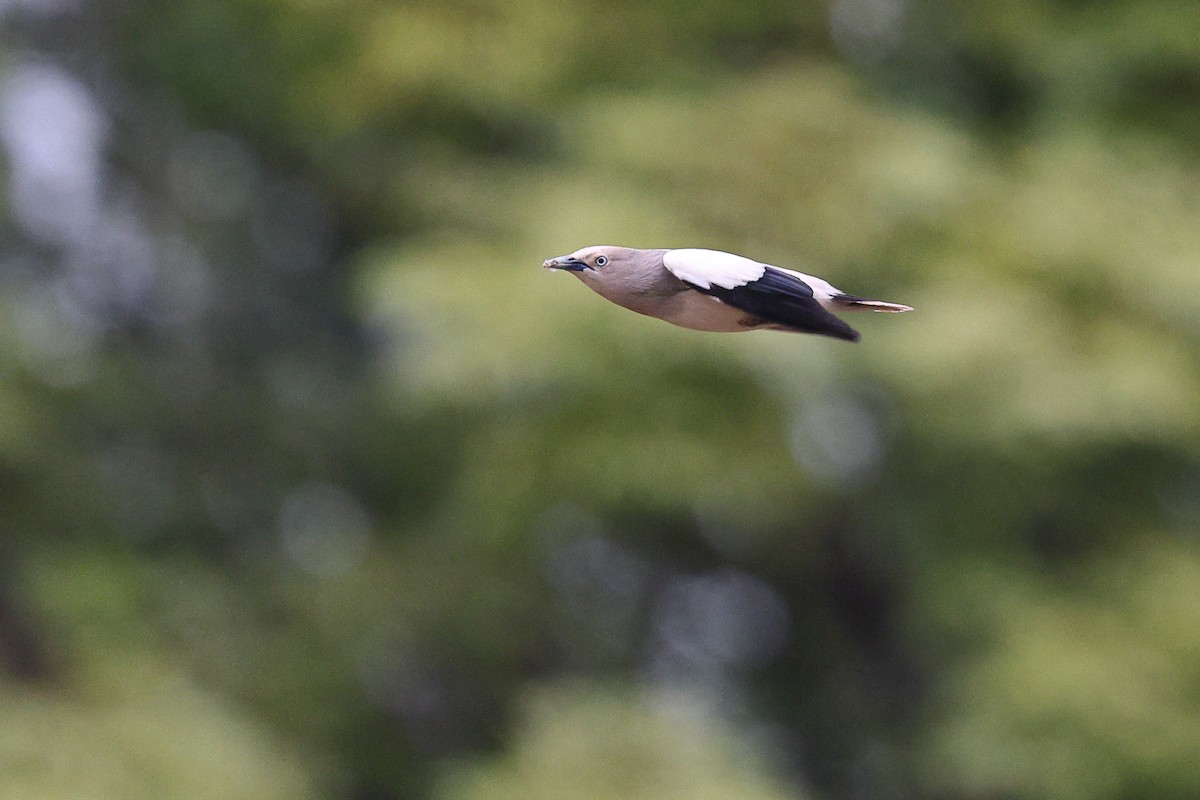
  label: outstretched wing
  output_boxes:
[662,249,860,341]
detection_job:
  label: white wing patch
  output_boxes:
[662,248,766,290]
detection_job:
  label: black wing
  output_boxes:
[694,266,860,342]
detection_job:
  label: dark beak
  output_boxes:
[543,256,591,272]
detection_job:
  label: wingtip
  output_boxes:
[827,320,861,342]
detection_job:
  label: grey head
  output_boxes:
[542,245,672,304]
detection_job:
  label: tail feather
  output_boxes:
[832,294,913,313]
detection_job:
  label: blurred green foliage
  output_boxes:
[0,0,1198,798]
[435,683,808,800]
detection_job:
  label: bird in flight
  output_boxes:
[543,246,912,342]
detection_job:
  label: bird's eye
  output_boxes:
[595,255,609,267]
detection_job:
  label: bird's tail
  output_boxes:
[832,294,913,313]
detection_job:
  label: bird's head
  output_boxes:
[543,246,670,308]
[542,246,620,277]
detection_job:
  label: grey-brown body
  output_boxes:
[543,245,911,342]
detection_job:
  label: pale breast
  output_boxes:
[655,291,765,332]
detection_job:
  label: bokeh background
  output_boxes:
[1,1,1199,798]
